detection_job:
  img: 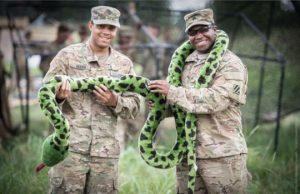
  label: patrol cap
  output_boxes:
[184,9,215,32]
[91,6,121,28]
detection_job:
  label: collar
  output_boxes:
[185,50,209,63]
[84,39,116,63]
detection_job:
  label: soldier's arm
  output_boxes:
[110,62,141,119]
[166,58,248,114]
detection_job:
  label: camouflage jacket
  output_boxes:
[43,40,140,158]
[167,50,248,158]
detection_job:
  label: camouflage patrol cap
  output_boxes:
[91,6,121,28]
[184,9,215,32]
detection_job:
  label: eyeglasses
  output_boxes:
[187,25,212,36]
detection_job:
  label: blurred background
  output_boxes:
[0,0,299,193]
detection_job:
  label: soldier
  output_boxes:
[43,6,140,194]
[40,24,72,76]
[149,9,251,194]
[78,24,89,43]
[116,25,135,57]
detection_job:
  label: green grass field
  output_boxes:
[0,104,298,194]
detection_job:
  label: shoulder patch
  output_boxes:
[233,84,240,95]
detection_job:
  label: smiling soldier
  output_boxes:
[43,6,140,194]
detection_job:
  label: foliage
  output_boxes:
[0,134,48,194]
[245,113,299,194]
[212,1,300,29]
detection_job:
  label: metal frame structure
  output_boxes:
[216,2,285,152]
[1,1,286,152]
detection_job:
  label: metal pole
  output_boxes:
[6,11,26,131]
[253,2,275,127]
[14,14,31,132]
[7,9,31,132]
[274,59,285,152]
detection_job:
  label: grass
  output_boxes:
[119,147,176,194]
[245,117,299,194]
[0,104,298,194]
[0,134,48,194]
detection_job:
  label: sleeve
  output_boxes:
[110,60,141,119]
[166,56,248,114]
[42,49,68,105]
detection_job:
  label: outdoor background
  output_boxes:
[0,0,299,194]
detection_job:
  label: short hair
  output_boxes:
[58,24,71,33]
[79,25,88,35]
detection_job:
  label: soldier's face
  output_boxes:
[188,25,216,53]
[89,21,117,48]
[57,31,71,44]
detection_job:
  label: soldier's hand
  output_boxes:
[148,80,170,96]
[93,84,118,107]
[147,100,154,109]
[56,80,71,102]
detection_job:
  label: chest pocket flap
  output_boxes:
[110,63,129,78]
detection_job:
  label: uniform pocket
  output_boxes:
[88,179,115,194]
[110,70,123,78]
[48,166,63,188]
[110,62,130,74]
[109,63,123,78]
[51,176,63,187]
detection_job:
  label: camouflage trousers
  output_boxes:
[177,154,251,194]
[48,151,119,194]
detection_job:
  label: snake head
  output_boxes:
[41,134,69,167]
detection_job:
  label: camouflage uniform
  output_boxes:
[167,9,251,194]
[44,6,140,194]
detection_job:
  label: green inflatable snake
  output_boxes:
[36,30,228,194]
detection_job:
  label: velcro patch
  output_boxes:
[75,64,88,70]
[233,84,240,95]
[70,63,89,70]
